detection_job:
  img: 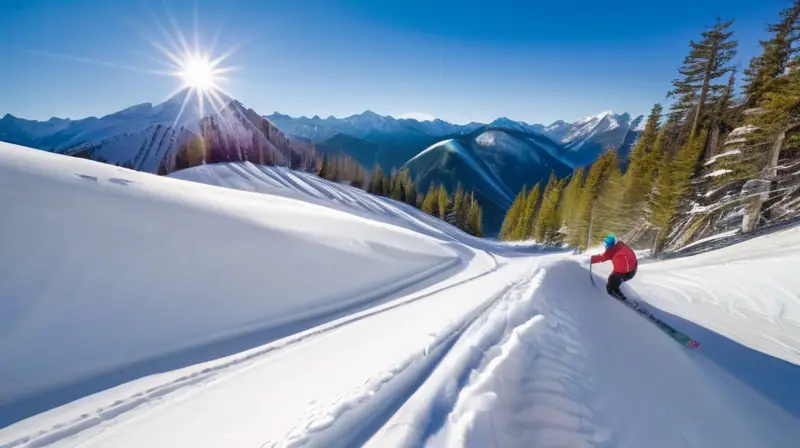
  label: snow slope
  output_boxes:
[0,141,488,423]
[1,141,799,447]
[381,256,800,448]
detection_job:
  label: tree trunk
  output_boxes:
[741,121,800,233]
[652,229,664,257]
[690,65,713,138]
[706,126,721,159]
[585,202,595,251]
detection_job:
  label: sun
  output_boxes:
[178,54,217,91]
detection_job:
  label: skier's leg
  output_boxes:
[606,273,626,301]
[611,267,637,300]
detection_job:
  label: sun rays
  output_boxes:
[24,3,242,129]
[142,5,241,128]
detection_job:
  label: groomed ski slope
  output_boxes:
[0,141,799,447]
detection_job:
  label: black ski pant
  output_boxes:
[606,267,637,300]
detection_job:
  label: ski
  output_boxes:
[589,265,699,349]
[614,295,701,349]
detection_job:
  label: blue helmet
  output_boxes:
[604,234,617,249]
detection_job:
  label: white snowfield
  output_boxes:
[1,141,799,448]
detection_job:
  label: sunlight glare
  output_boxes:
[178,54,216,91]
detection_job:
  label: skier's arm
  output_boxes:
[590,250,610,264]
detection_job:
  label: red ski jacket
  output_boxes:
[590,241,638,274]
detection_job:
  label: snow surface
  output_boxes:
[1,141,799,447]
[705,149,742,165]
[705,168,733,178]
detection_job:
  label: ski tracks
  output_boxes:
[266,260,545,448]
[362,261,554,448]
[0,252,498,448]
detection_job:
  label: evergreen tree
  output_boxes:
[499,186,527,240]
[592,162,625,243]
[437,184,450,220]
[449,183,469,229]
[533,174,559,240]
[704,69,740,160]
[650,133,707,253]
[559,167,585,229]
[668,18,738,139]
[618,104,664,232]
[742,1,800,108]
[536,178,567,244]
[466,193,483,237]
[380,169,391,196]
[390,172,405,202]
[421,183,438,216]
[367,164,385,195]
[511,183,542,240]
[568,149,619,249]
[402,170,418,207]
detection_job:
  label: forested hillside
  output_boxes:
[498,1,800,254]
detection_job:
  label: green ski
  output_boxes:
[590,265,700,349]
[615,295,701,349]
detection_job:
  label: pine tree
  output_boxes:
[403,170,417,207]
[618,104,663,232]
[743,1,800,108]
[568,149,619,249]
[499,186,527,240]
[534,173,559,240]
[449,183,469,229]
[732,2,800,232]
[367,164,385,195]
[437,184,450,220]
[705,69,740,160]
[421,183,438,216]
[466,193,483,237]
[668,18,738,139]
[390,172,406,202]
[650,133,707,253]
[559,167,585,229]
[380,169,391,196]
[592,162,625,243]
[536,178,567,244]
[511,183,542,240]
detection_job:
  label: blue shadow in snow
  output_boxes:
[620,285,800,419]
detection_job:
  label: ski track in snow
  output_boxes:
[418,259,800,448]
[272,263,546,448]
[0,254,503,448]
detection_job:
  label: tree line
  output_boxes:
[499,1,799,255]
[318,159,484,237]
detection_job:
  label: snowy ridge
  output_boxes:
[0,91,222,154]
[406,138,516,205]
[563,110,622,146]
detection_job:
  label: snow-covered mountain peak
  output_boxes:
[575,110,614,125]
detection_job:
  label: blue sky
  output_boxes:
[0,0,789,124]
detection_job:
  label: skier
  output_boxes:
[589,234,638,301]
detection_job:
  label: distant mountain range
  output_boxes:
[0,97,643,236]
[0,92,316,175]
[265,110,645,170]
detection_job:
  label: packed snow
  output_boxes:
[1,141,799,447]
